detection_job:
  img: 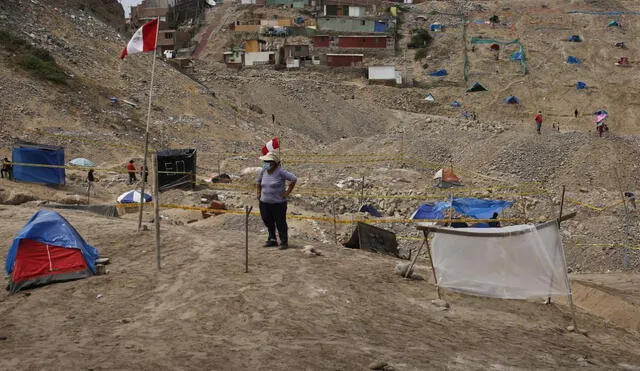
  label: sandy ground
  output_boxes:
[1,206,640,370]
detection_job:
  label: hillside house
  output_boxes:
[157,29,189,53]
[368,66,401,85]
[323,0,378,17]
[283,44,310,59]
[316,17,392,33]
[266,0,310,8]
[245,51,278,66]
[312,35,394,49]
[223,48,245,68]
[325,53,364,66]
[234,20,261,32]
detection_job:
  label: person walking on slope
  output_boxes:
[127,160,137,184]
[257,151,297,249]
[534,111,543,134]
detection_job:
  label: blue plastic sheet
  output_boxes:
[12,146,65,185]
[412,198,514,221]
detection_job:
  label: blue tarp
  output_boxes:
[430,23,443,31]
[360,204,382,217]
[505,96,520,104]
[411,198,514,221]
[429,69,448,77]
[607,20,620,27]
[576,81,587,89]
[5,210,99,275]
[510,51,523,60]
[12,143,65,185]
[567,56,581,64]
[568,35,582,42]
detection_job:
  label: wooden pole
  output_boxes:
[423,231,440,299]
[137,18,160,232]
[360,176,365,206]
[245,205,253,273]
[332,197,338,245]
[547,185,566,305]
[404,240,425,279]
[153,154,161,270]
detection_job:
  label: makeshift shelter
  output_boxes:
[607,20,620,27]
[411,198,514,222]
[489,44,500,51]
[505,96,520,104]
[360,204,382,217]
[424,93,436,103]
[567,56,581,64]
[576,81,587,89]
[615,42,626,49]
[418,220,572,300]
[117,190,152,204]
[343,222,399,258]
[510,51,523,61]
[450,101,462,108]
[430,23,443,32]
[467,82,488,92]
[11,142,65,185]
[5,210,99,293]
[428,69,448,77]
[567,35,583,42]
[156,149,197,191]
[433,168,462,188]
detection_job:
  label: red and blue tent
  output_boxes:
[5,210,99,293]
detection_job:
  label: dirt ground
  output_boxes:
[1,206,640,370]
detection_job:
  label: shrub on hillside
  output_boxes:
[0,29,67,84]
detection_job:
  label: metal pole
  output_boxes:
[245,205,252,273]
[153,153,161,270]
[423,231,440,299]
[137,17,160,232]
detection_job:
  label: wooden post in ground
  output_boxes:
[423,231,440,299]
[245,205,253,273]
[547,185,566,305]
[153,153,161,270]
[360,176,365,206]
[332,197,338,245]
[404,240,425,279]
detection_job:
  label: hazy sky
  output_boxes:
[118,0,144,18]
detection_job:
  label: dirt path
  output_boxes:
[1,207,640,370]
[192,2,234,60]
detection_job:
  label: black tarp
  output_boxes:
[343,222,399,258]
[156,149,196,191]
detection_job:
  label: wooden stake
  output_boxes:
[245,205,253,273]
[332,197,338,245]
[423,231,440,299]
[153,154,161,270]
[360,176,365,206]
[404,240,425,279]
[547,185,566,304]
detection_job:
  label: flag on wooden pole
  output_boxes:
[120,18,159,59]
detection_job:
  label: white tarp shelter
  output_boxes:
[368,66,396,81]
[423,221,571,299]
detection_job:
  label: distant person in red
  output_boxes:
[534,111,543,134]
[127,160,137,184]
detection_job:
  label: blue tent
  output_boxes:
[429,69,448,77]
[430,23,443,32]
[5,210,99,292]
[360,204,382,217]
[510,51,523,61]
[567,56,581,64]
[568,35,583,42]
[607,20,620,27]
[12,142,65,185]
[450,100,462,107]
[576,81,587,89]
[505,96,520,104]
[411,197,514,221]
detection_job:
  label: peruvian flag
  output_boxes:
[261,137,280,155]
[120,18,159,59]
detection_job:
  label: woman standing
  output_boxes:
[257,152,296,249]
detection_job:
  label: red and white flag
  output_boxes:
[261,137,280,155]
[120,18,159,59]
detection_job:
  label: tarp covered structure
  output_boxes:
[430,23,443,32]
[567,56,581,64]
[5,210,99,293]
[505,95,520,104]
[343,222,399,258]
[428,69,448,77]
[466,82,488,92]
[450,101,462,107]
[576,81,587,89]
[359,204,381,217]
[156,149,197,191]
[428,221,570,299]
[433,168,462,188]
[12,142,65,185]
[510,51,523,61]
[607,20,620,27]
[424,93,436,103]
[411,197,514,221]
[567,35,583,42]
[117,190,152,204]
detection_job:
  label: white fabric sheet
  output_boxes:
[431,223,570,299]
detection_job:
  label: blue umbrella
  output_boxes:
[69,158,95,167]
[117,190,152,204]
